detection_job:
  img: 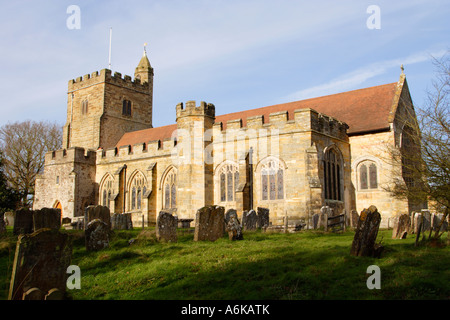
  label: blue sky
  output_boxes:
[0,0,448,129]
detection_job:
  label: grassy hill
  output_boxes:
[1,227,449,300]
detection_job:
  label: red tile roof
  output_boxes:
[116,82,399,148]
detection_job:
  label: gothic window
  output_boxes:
[261,158,284,201]
[81,99,88,115]
[130,171,146,211]
[218,163,239,203]
[323,148,342,201]
[100,175,114,209]
[122,99,132,116]
[358,160,378,190]
[163,168,177,209]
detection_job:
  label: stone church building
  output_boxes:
[33,49,424,227]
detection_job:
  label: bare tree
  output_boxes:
[0,120,62,207]
[386,52,449,241]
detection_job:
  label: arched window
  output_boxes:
[358,160,378,190]
[81,99,88,115]
[122,99,132,116]
[100,175,114,209]
[323,148,342,201]
[218,162,239,203]
[130,171,146,211]
[162,168,177,209]
[260,158,284,201]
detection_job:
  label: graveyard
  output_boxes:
[0,206,449,300]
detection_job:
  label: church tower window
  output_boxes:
[122,99,132,116]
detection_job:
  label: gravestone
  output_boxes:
[13,208,33,235]
[242,209,258,231]
[156,211,178,242]
[226,214,243,241]
[312,213,319,229]
[84,205,111,230]
[4,211,14,226]
[432,213,448,232]
[350,210,359,228]
[224,209,238,226]
[392,214,411,239]
[33,208,61,231]
[257,207,270,230]
[194,205,225,241]
[111,213,133,230]
[85,219,110,251]
[350,206,383,258]
[0,212,6,235]
[421,210,431,231]
[8,229,72,300]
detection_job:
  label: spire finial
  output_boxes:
[143,42,148,57]
[400,64,404,75]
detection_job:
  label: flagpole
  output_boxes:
[108,27,112,69]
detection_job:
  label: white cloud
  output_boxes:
[282,49,448,101]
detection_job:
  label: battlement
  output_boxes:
[176,100,215,120]
[68,69,150,93]
[213,108,349,141]
[97,138,176,163]
[45,147,96,164]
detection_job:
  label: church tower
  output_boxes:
[62,47,154,151]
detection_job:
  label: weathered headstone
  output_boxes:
[84,205,111,230]
[4,211,14,226]
[224,209,238,226]
[13,208,33,235]
[421,210,431,232]
[257,207,270,230]
[432,213,448,233]
[194,205,225,241]
[111,213,133,230]
[33,208,61,231]
[242,209,258,231]
[62,217,72,225]
[312,213,319,229]
[8,229,72,300]
[350,210,359,228]
[226,214,243,241]
[156,211,178,242]
[392,214,411,239]
[350,206,383,258]
[85,219,109,251]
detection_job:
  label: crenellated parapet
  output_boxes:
[45,147,96,165]
[96,138,176,164]
[213,108,349,141]
[68,69,150,93]
[176,100,215,120]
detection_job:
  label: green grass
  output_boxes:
[1,227,449,300]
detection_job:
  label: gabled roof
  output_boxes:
[116,79,404,148]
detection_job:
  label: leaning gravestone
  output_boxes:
[242,209,258,231]
[350,205,383,258]
[257,207,270,230]
[156,211,178,242]
[421,210,432,232]
[13,208,34,235]
[33,208,61,232]
[226,214,243,241]
[194,205,225,241]
[85,219,110,251]
[392,214,411,239]
[8,229,72,300]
